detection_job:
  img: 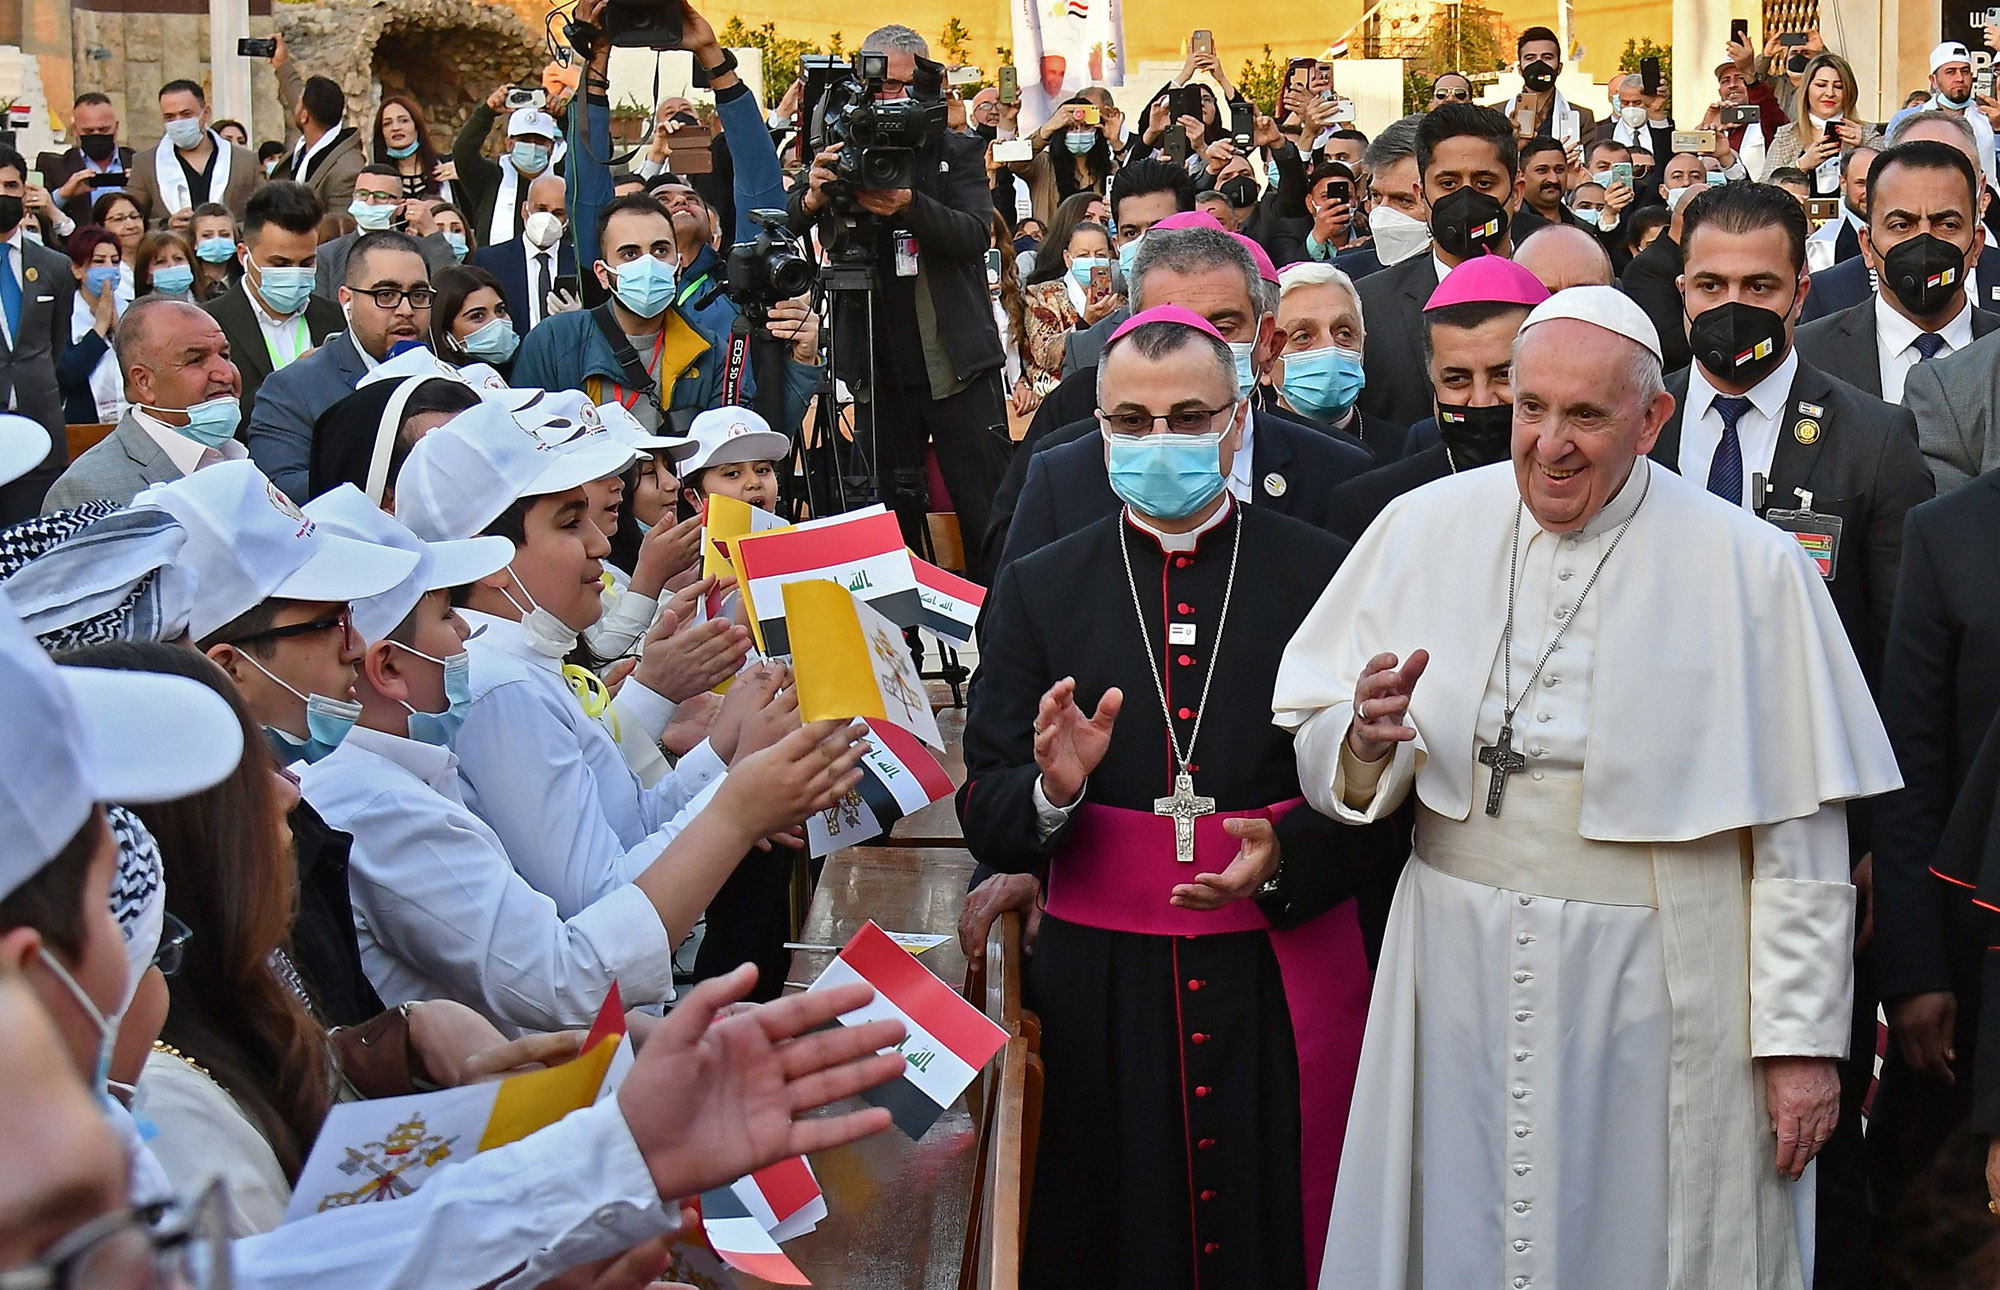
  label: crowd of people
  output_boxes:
[4,1,2000,1286]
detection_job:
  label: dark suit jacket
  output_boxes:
[1794,299,2000,398]
[246,330,372,501]
[1875,472,2000,1019]
[1332,242,1386,281]
[1354,253,1440,428]
[996,408,1372,576]
[1326,443,1453,541]
[41,145,136,225]
[469,237,578,338]
[202,279,343,425]
[0,237,78,521]
[1803,245,2000,323]
[1651,358,1935,681]
[1620,233,1691,374]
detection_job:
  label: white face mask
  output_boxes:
[498,567,578,658]
[523,210,566,250]
[1368,204,1433,266]
[1619,104,1648,129]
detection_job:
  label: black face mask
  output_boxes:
[79,133,118,163]
[974,122,998,141]
[1787,53,1809,74]
[1687,298,1793,386]
[1436,401,1515,468]
[0,195,22,236]
[1521,60,1559,93]
[1220,176,1259,209]
[1430,186,1510,259]
[1880,232,1968,319]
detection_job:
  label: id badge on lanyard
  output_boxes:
[1765,488,1843,580]
[894,229,919,278]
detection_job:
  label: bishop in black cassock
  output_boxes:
[959,488,1399,1288]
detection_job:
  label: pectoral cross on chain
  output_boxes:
[1478,722,1527,817]
[1155,771,1216,864]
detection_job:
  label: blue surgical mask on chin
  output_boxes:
[1104,424,1233,520]
[609,256,677,318]
[387,139,422,159]
[392,644,473,746]
[38,946,116,1093]
[241,654,362,764]
[1279,343,1366,421]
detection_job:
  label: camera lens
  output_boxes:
[770,252,815,298]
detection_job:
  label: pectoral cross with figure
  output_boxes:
[1155,771,1216,863]
[1478,722,1526,817]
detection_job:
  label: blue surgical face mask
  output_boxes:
[1064,130,1097,154]
[39,946,116,1092]
[84,264,121,296]
[252,256,315,316]
[1068,255,1108,287]
[1279,343,1366,420]
[348,198,396,231]
[444,231,469,262]
[1572,207,1602,229]
[511,142,552,174]
[1267,160,1282,188]
[1104,424,1234,520]
[141,395,240,448]
[392,644,472,746]
[195,236,236,264]
[460,315,519,362]
[387,138,421,159]
[1117,233,1144,280]
[242,654,361,764]
[1227,340,1258,394]
[150,264,194,297]
[609,255,677,319]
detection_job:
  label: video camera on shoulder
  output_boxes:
[803,51,949,193]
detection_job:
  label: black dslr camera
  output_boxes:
[726,209,816,311]
[804,51,948,193]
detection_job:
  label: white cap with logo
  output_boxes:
[302,485,513,643]
[0,413,49,488]
[0,589,244,900]
[394,400,634,542]
[680,406,791,474]
[133,460,420,642]
[508,108,560,140]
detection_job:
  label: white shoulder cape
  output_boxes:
[1273,460,1900,842]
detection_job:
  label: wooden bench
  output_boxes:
[65,422,114,461]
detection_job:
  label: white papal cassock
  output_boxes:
[1273,458,1902,1290]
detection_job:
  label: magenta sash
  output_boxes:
[1044,800,1370,1276]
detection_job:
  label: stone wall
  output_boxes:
[72,0,542,150]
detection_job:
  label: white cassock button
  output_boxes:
[1515,1240,1530,1252]
[1558,568,1574,580]
[1514,972,1532,983]
[1515,1126,1530,1137]
[1514,1201,1531,1213]
[1555,607,1570,620]
[1512,1088,1527,1099]
[1515,1010,1531,1021]
[1518,933,1532,944]
[1516,1277,1530,1287]
[1515,1163,1530,1175]
[1515,1050,1530,1061]
[1546,675,1561,687]
[1529,745,1547,757]
[1519,896,1534,907]
[1532,770,1546,781]
[1537,711,1552,722]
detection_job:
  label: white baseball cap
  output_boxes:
[1518,284,1663,361]
[303,485,512,642]
[508,108,559,140]
[134,460,419,642]
[0,589,244,898]
[1931,42,1972,74]
[680,407,791,474]
[356,346,474,391]
[0,414,48,487]
[394,400,635,542]
[596,400,693,458]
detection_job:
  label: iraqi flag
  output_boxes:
[734,508,920,655]
[698,1182,810,1284]
[806,718,956,857]
[911,556,984,646]
[807,921,1009,1139]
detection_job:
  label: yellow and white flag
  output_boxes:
[782,579,943,751]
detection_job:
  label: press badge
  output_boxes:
[1765,493,1842,580]
[893,230,919,277]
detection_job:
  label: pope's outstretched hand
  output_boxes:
[1347,650,1430,762]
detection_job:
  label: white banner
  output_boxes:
[1011,0,1127,128]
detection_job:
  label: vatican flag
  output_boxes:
[783,578,943,751]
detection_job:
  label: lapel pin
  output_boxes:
[1798,400,1824,417]
[1794,418,1821,445]
[1262,472,1287,497]
[22,267,35,283]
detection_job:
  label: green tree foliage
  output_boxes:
[717,17,821,92]
[938,18,974,69]
[1236,44,1284,116]
[1403,67,1435,115]
[1618,37,1671,87]
[1420,0,1512,76]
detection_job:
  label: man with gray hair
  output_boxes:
[1802,108,2000,321]
[989,220,1378,573]
[787,22,1012,580]
[1334,115,1431,281]
[1278,282,1897,1290]
[961,302,1391,1290]
[1272,262,1378,450]
[43,298,247,511]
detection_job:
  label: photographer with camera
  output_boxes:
[788,25,1012,581]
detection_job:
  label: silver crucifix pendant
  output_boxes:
[1477,722,1527,817]
[1155,771,1217,863]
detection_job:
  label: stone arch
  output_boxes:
[277,0,543,148]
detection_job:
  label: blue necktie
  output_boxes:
[1707,395,1751,505]
[0,244,19,342]
[1912,331,1947,362]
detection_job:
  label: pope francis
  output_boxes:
[1273,286,1901,1290]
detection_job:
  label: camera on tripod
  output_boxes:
[803,51,948,193]
[725,210,816,312]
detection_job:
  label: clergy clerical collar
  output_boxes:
[1123,495,1235,554]
[1537,455,1651,540]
